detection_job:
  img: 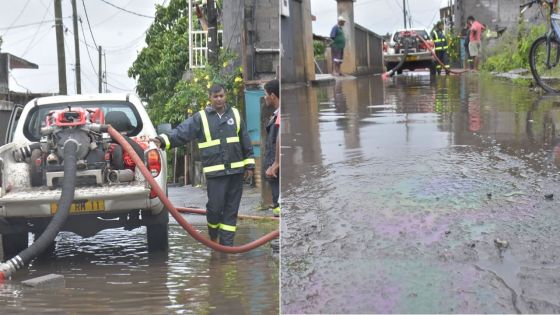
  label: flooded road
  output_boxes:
[0,187,279,314]
[281,73,560,313]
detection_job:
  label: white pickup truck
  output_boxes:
[384,28,437,75]
[0,93,168,260]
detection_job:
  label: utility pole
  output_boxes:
[98,46,102,93]
[207,0,218,67]
[54,0,67,95]
[71,0,81,94]
[103,52,107,92]
[402,0,407,29]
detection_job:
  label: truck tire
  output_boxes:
[146,209,169,252]
[1,232,29,261]
[429,62,437,76]
[147,221,168,252]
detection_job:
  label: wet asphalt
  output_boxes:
[281,73,560,313]
[0,185,279,314]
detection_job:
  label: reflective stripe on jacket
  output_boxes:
[431,30,448,51]
[162,106,255,178]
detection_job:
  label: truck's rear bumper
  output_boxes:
[384,52,433,63]
[0,184,162,217]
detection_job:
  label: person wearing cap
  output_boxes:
[152,83,255,247]
[330,16,346,76]
[431,21,450,75]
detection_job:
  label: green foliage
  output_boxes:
[128,0,243,127]
[313,40,326,61]
[445,30,461,63]
[482,21,547,72]
[128,0,190,125]
[166,51,244,125]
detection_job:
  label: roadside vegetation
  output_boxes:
[482,22,546,73]
[128,0,242,127]
[127,0,243,182]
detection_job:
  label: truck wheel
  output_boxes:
[1,232,28,261]
[147,222,168,252]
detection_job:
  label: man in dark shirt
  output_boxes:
[264,79,280,217]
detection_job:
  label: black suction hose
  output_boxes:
[0,141,78,280]
[382,38,410,78]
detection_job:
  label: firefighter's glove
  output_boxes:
[150,136,166,149]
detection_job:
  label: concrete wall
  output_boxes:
[222,0,244,70]
[281,0,306,83]
[337,0,356,75]
[454,0,529,33]
[0,101,13,146]
[223,0,280,81]
[354,24,384,75]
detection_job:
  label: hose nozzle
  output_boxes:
[0,255,24,280]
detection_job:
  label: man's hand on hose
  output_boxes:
[244,169,254,181]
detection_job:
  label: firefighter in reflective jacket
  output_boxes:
[153,84,255,246]
[431,21,450,75]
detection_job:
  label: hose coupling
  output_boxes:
[0,255,23,279]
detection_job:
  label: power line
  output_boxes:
[0,18,71,31]
[78,18,99,77]
[9,72,31,92]
[1,0,32,36]
[81,0,99,48]
[93,0,135,27]
[103,31,146,51]
[21,0,54,57]
[19,27,52,57]
[96,0,155,19]
[106,81,133,92]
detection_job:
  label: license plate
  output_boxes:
[406,55,418,61]
[51,200,105,214]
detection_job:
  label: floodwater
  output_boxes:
[281,73,560,313]
[0,188,279,315]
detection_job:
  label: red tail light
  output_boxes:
[147,149,161,177]
[147,149,162,199]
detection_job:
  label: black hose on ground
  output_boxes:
[382,38,411,78]
[0,141,78,280]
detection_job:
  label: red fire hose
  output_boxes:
[108,126,279,254]
[177,207,279,222]
[415,34,470,75]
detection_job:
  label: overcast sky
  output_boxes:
[1,0,166,94]
[2,0,450,94]
[310,0,451,37]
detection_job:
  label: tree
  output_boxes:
[128,0,190,125]
[129,0,243,126]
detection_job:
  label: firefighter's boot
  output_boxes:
[272,204,280,217]
[208,223,219,243]
[219,229,235,247]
